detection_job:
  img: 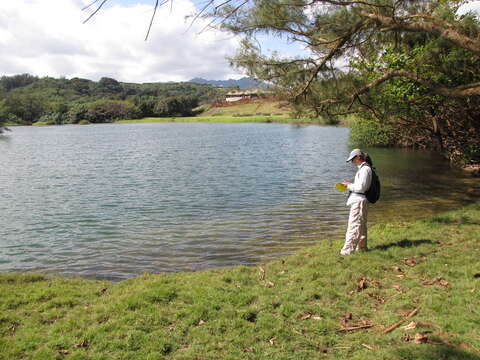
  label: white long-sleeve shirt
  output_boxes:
[346,162,372,206]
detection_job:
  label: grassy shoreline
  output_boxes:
[116,115,328,125]
[6,115,327,127]
[1,202,479,359]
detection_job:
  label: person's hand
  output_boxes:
[341,181,351,186]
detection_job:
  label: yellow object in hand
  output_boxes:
[335,182,347,192]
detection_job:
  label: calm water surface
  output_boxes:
[0,123,477,280]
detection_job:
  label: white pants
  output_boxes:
[341,200,368,255]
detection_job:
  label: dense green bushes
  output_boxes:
[84,100,140,123]
[65,101,141,124]
[349,118,395,147]
[154,96,199,117]
[3,93,47,124]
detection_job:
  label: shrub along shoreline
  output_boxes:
[1,202,479,359]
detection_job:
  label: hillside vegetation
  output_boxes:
[0,74,289,129]
[0,74,227,127]
[1,202,479,359]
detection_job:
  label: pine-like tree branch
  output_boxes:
[361,11,480,56]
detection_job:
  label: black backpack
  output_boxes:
[365,165,381,204]
[363,153,380,203]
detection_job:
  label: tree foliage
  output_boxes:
[3,93,48,124]
[154,96,200,117]
[172,0,479,163]
[0,74,38,92]
[79,0,480,162]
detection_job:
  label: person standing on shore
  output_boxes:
[340,149,372,255]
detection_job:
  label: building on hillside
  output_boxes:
[225,89,261,102]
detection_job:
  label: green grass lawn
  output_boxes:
[1,202,479,359]
[198,100,290,118]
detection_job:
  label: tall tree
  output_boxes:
[96,0,478,98]
[200,1,480,100]
[96,0,480,162]
[210,0,480,163]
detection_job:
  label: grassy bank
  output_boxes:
[118,99,320,125]
[116,115,329,125]
[1,202,479,359]
[117,115,290,124]
[198,100,289,118]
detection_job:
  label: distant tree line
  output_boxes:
[0,74,227,129]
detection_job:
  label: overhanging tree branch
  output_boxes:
[354,70,480,98]
[361,11,480,55]
[295,21,366,98]
[310,68,480,118]
[83,0,109,24]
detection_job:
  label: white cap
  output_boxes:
[346,149,363,162]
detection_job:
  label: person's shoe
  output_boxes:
[355,247,369,252]
[340,249,354,255]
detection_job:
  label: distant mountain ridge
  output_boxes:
[189,77,263,89]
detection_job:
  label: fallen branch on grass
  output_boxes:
[339,324,375,332]
[383,307,421,334]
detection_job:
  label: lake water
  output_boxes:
[0,123,477,280]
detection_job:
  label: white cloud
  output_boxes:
[0,0,243,82]
[458,0,480,16]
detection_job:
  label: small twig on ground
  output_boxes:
[383,307,420,334]
[362,343,374,350]
[339,324,375,332]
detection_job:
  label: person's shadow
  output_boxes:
[394,343,480,360]
[372,238,436,251]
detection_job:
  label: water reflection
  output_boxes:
[363,147,478,221]
[0,124,477,280]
